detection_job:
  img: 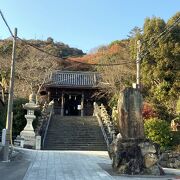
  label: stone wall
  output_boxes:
[159,152,180,169]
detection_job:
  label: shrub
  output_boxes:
[171,131,180,147]
[144,118,173,149]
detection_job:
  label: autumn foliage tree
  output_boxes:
[95,41,135,98]
[142,102,157,120]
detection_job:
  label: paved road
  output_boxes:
[17,149,179,180]
[0,160,30,180]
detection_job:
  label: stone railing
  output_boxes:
[93,102,116,148]
[39,104,54,149]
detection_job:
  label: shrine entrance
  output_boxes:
[64,94,81,116]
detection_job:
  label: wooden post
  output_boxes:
[81,92,84,117]
[61,92,64,116]
[47,91,51,102]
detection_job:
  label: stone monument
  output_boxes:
[109,87,164,175]
[117,87,144,139]
[20,93,39,148]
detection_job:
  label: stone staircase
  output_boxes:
[43,115,107,150]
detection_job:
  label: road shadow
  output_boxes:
[0,151,30,180]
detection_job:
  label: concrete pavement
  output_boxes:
[14,148,179,180]
[0,148,180,180]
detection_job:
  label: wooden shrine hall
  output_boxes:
[43,71,99,116]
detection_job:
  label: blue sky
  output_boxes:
[0,0,180,52]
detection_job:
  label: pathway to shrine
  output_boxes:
[19,148,179,180]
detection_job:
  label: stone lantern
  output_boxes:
[20,93,39,147]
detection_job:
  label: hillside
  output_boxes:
[0,37,134,99]
[0,38,85,98]
[70,39,135,97]
[69,39,131,65]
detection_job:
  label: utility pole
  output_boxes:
[136,40,141,89]
[3,28,17,161]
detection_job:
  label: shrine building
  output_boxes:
[42,71,99,116]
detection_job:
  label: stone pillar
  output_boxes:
[81,92,84,117]
[61,92,64,116]
[20,111,36,147]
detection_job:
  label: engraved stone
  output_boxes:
[117,87,144,139]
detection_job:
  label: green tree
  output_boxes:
[130,12,180,120]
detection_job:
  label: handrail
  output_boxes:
[93,102,110,147]
[42,105,53,148]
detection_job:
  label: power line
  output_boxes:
[17,36,134,66]
[140,16,180,59]
[0,9,179,67]
[0,10,14,37]
[17,15,179,66]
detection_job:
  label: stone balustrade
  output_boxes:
[93,102,116,146]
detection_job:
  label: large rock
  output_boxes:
[143,165,164,176]
[139,142,157,156]
[110,138,164,175]
[144,153,158,168]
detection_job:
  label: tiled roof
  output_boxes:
[45,71,99,88]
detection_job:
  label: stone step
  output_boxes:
[44,146,107,149]
[46,137,104,140]
[45,137,105,141]
[45,139,105,143]
[43,147,106,151]
[44,143,107,147]
[50,124,99,126]
[44,115,107,150]
[46,132,103,136]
